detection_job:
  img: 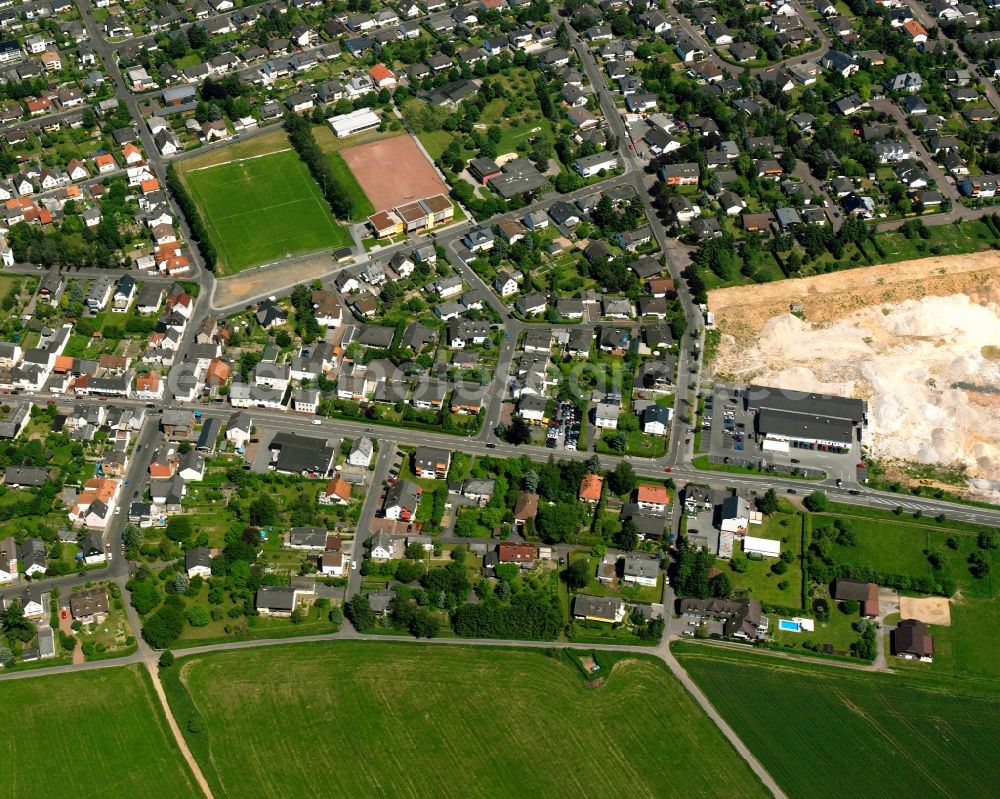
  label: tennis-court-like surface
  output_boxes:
[339,134,448,212]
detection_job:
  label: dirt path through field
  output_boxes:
[707,251,1000,343]
[145,659,215,799]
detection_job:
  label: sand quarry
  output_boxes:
[708,252,1000,502]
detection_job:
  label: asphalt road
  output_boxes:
[345,439,395,600]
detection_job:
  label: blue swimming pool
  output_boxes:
[778,619,801,632]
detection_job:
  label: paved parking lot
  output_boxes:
[701,387,860,482]
[677,614,726,639]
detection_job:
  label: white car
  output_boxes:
[114,507,121,515]
[312,419,322,425]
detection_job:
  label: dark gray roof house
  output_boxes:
[4,466,48,487]
[256,586,297,614]
[185,547,212,574]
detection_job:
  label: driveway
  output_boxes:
[57,604,84,665]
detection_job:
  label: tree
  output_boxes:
[166,515,193,543]
[803,491,828,512]
[604,431,628,452]
[506,416,532,445]
[969,550,992,579]
[380,281,399,306]
[560,558,591,590]
[185,606,211,627]
[123,524,143,549]
[142,604,185,649]
[522,470,539,493]
[248,494,278,526]
[410,609,440,638]
[2,602,34,643]
[730,552,750,573]
[607,461,637,496]
[613,520,638,552]
[757,488,779,516]
[129,580,160,614]
[158,650,175,669]
[536,502,581,543]
[840,599,860,615]
[0,645,12,667]
[709,571,731,598]
[345,594,376,632]
[405,542,427,560]
[978,531,999,550]
[851,618,878,660]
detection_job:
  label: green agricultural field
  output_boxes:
[675,643,1000,799]
[166,641,770,799]
[180,147,352,274]
[1,665,199,797]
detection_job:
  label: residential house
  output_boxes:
[185,547,213,578]
[579,473,603,503]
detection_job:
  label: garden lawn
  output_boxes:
[166,641,769,799]
[180,147,351,274]
[892,597,1000,684]
[0,665,199,797]
[416,129,454,160]
[596,429,668,458]
[814,511,997,597]
[875,220,996,262]
[722,512,804,607]
[675,642,1000,799]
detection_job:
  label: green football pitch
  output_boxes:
[182,148,353,274]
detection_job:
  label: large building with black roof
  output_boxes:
[268,431,335,476]
[745,384,867,449]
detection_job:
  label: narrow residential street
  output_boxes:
[345,441,395,601]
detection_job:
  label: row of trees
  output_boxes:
[284,115,353,220]
[452,590,564,639]
[166,164,217,271]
